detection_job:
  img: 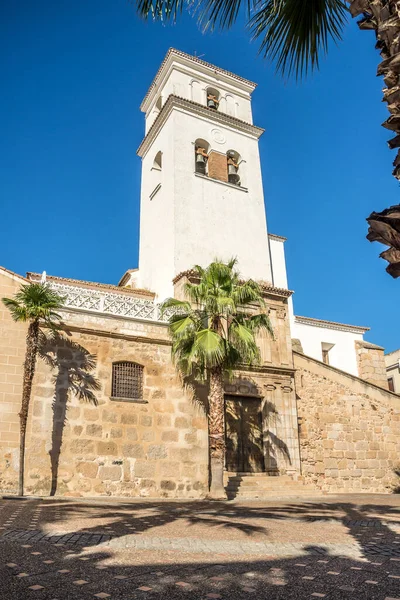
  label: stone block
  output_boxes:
[121,413,138,425]
[141,430,155,442]
[161,430,179,442]
[86,424,102,437]
[140,415,152,427]
[156,415,171,427]
[175,416,190,429]
[70,439,95,454]
[134,461,156,478]
[160,461,180,477]
[99,466,122,481]
[110,427,123,439]
[102,410,118,423]
[122,443,144,458]
[97,441,118,456]
[126,428,138,441]
[67,406,81,420]
[147,444,167,460]
[76,461,98,478]
[84,409,99,422]
[160,480,176,491]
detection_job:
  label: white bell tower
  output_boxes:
[136,49,273,300]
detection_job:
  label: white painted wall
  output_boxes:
[291,320,363,376]
[385,349,400,393]
[145,60,253,133]
[138,105,273,300]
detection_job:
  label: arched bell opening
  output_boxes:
[226,149,241,186]
[194,138,210,175]
[206,87,220,110]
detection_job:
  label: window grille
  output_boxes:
[112,362,143,400]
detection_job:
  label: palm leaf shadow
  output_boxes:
[39,332,100,496]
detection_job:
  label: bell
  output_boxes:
[228,163,237,175]
[196,152,206,174]
[207,97,217,110]
[228,172,240,185]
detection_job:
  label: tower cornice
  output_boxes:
[141,48,257,112]
[137,94,264,158]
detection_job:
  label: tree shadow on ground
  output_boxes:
[1,497,400,599]
[39,332,100,497]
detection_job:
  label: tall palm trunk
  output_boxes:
[350,1,400,178]
[208,366,227,499]
[19,320,40,496]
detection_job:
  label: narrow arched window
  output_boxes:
[226,150,241,186]
[112,361,143,400]
[153,151,162,171]
[206,87,220,110]
[194,138,210,175]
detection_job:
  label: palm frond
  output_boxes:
[135,0,187,22]
[250,0,348,78]
[2,297,29,322]
[197,0,253,31]
[160,297,192,314]
[3,283,64,325]
[246,312,274,338]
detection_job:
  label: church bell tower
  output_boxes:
[136,49,273,300]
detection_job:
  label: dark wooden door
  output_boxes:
[225,396,264,473]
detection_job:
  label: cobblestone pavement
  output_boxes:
[0,494,399,599]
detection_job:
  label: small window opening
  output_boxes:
[195,138,210,175]
[206,87,220,110]
[321,342,334,365]
[227,150,241,186]
[153,151,162,171]
[388,377,395,392]
[112,361,144,400]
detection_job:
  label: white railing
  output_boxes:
[51,283,174,323]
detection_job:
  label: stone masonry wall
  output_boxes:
[0,301,209,498]
[0,269,28,487]
[356,340,389,389]
[294,352,400,493]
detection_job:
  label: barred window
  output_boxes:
[111,362,143,400]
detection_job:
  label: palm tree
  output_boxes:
[136,1,400,273]
[2,283,64,496]
[161,258,273,499]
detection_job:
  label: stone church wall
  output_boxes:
[355,340,388,389]
[0,269,29,486]
[0,303,209,498]
[294,352,400,493]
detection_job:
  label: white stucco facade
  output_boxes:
[133,49,372,377]
[137,49,272,300]
[385,349,400,393]
[267,233,368,376]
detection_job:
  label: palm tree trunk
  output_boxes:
[18,320,40,496]
[208,366,227,499]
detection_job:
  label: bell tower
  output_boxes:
[136,49,273,300]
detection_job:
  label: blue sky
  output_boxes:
[1,0,399,351]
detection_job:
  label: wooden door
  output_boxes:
[225,396,264,473]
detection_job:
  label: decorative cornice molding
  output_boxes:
[141,48,257,111]
[137,95,264,157]
[295,315,370,334]
[268,233,287,242]
[172,270,293,299]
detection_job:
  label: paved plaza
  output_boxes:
[0,494,399,599]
